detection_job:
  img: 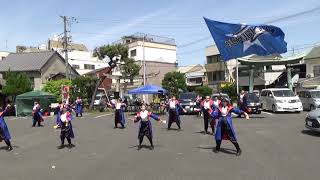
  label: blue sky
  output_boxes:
[0,0,319,66]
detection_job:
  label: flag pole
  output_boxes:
[236,58,239,94]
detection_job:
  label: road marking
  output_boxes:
[94,113,113,118]
[261,111,274,116]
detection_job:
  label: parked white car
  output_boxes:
[260,88,303,113]
[297,90,320,111]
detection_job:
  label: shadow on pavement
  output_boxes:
[196,146,237,155]
[193,131,206,134]
[248,116,266,119]
[301,130,320,137]
[128,144,162,150]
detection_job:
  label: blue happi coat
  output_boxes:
[75,100,82,114]
[0,108,11,141]
[32,106,43,122]
[57,111,75,138]
[134,111,160,139]
[211,105,244,141]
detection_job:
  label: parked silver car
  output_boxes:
[305,109,320,132]
[211,93,230,101]
[297,90,320,111]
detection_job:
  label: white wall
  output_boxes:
[61,50,108,75]
[129,46,176,64]
[305,59,320,77]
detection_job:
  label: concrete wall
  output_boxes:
[128,41,177,64]
[143,61,177,86]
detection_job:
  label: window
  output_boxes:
[130,49,137,57]
[313,65,320,77]
[206,55,222,64]
[266,66,272,70]
[72,65,80,69]
[207,71,225,82]
[261,90,268,96]
[272,90,295,97]
[84,64,95,70]
[188,77,202,84]
[207,72,213,81]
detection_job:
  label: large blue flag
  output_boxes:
[204,17,287,61]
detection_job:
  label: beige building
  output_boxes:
[0,51,79,90]
[178,64,206,87]
[205,45,237,89]
[114,33,177,92]
[304,46,320,78]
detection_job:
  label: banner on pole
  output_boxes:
[204,17,287,61]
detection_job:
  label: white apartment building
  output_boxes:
[47,37,108,75]
[0,51,10,60]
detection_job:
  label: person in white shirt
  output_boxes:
[211,98,249,156]
[165,96,186,130]
[132,105,165,150]
[201,96,215,134]
[57,107,75,149]
[32,102,43,127]
[108,98,126,129]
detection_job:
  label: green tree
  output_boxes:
[195,85,212,97]
[42,79,71,102]
[220,83,242,102]
[2,70,32,101]
[71,76,98,103]
[162,71,187,97]
[93,44,140,97]
[94,44,140,79]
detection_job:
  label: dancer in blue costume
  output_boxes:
[132,105,165,150]
[108,98,126,129]
[32,101,43,127]
[165,96,186,130]
[57,107,75,149]
[75,97,83,117]
[211,98,249,156]
[0,104,13,151]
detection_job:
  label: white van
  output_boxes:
[260,88,303,113]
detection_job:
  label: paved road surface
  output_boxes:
[1,111,320,180]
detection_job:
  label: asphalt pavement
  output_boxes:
[1,111,320,180]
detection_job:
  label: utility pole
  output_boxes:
[142,34,146,85]
[61,16,69,80]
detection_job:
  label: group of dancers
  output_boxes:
[1,94,249,156]
[108,94,249,156]
[0,97,83,151]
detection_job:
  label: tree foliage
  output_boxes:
[42,79,71,102]
[220,83,241,102]
[2,70,32,101]
[71,76,97,102]
[195,85,212,97]
[162,71,187,97]
[94,44,140,78]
